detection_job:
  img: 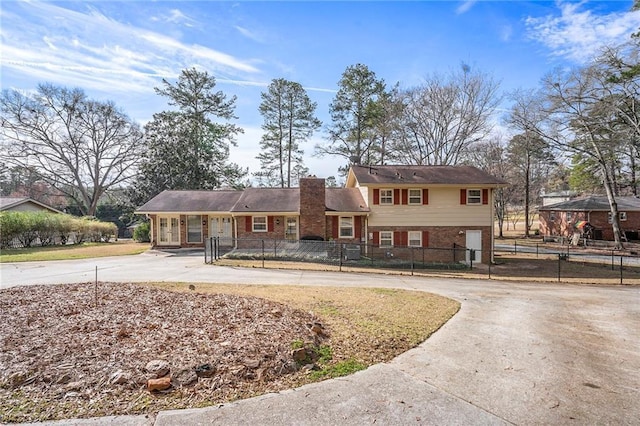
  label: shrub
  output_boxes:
[57,215,75,245]
[0,212,23,248]
[34,212,61,246]
[15,212,39,248]
[133,222,150,243]
[0,212,117,247]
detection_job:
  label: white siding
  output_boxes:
[367,187,492,227]
[358,185,368,206]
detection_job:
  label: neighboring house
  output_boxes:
[540,190,578,206]
[0,197,64,214]
[136,165,507,263]
[538,196,640,241]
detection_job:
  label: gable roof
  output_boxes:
[326,188,369,212]
[136,187,370,215]
[136,190,243,213]
[0,197,64,214]
[347,165,508,186]
[539,196,640,212]
[231,188,299,213]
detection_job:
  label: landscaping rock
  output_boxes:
[109,370,129,385]
[292,348,307,362]
[147,376,171,392]
[173,368,198,387]
[145,360,170,378]
[195,363,216,378]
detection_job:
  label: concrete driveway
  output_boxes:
[2,252,639,425]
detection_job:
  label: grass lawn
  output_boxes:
[0,241,149,263]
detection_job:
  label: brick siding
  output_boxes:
[299,178,326,239]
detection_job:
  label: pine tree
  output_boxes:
[256,78,320,188]
[130,68,246,204]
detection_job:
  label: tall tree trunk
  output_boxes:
[630,147,638,196]
[524,157,530,238]
[601,163,624,249]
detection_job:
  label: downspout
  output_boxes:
[231,214,238,249]
[364,214,369,255]
[490,188,495,264]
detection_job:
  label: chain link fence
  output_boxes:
[205,237,475,272]
[204,237,640,284]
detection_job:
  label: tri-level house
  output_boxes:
[136,165,507,263]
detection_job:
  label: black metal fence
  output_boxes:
[493,239,640,284]
[494,240,640,268]
[205,237,475,272]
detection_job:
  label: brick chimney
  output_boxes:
[299,177,326,239]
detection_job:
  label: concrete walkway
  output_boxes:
[2,251,639,425]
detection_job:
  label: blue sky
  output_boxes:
[2,0,639,180]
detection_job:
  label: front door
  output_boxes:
[158,216,180,245]
[465,230,482,264]
[211,217,233,246]
[285,217,298,241]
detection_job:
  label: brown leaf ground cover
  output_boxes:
[0,282,458,423]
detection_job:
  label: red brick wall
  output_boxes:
[236,215,286,248]
[367,225,492,263]
[299,178,326,239]
[325,215,365,243]
[540,210,640,241]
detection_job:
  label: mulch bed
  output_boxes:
[0,282,325,423]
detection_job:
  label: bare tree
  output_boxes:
[390,65,501,165]
[509,68,628,248]
[599,40,640,196]
[466,135,512,237]
[506,132,555,238]
[1,84,143,216]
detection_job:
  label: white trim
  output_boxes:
[252,216,267,232]
[408,188,422,205]
[379,189,393,205]
[408,230,422,247]
[466,189,482,205]
[339,216,354,238]
[379,230,393,247]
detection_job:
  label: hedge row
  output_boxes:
[0,211,118,249]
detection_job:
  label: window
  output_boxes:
[620,212,627,221]
[187,215,202,243]
[379,231,393,247]
[550,212,556,221]
[380,189,393,205]
[408,231,422,247]
[339,216,353,238]
[566,212,572,221]
[253,216,267,232]
[467,189,482,204]
[408,189,422,205]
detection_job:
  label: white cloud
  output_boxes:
[456,0,477,15]
[500,25,513,42]
[166,9,196,27]
[1,1,261,95]
[525,2,640,63]
[235,25,264,43]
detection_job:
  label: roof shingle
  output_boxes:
[136,190,242,213]
[539,196,640,212]
[350,165,508,186]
